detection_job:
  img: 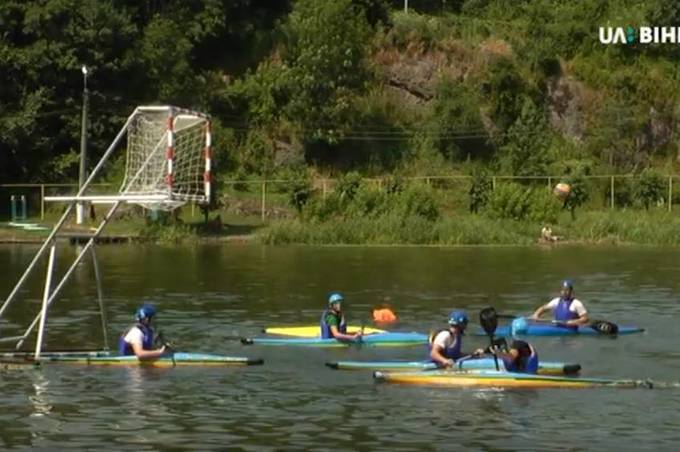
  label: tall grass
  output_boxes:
[259,209,680,246]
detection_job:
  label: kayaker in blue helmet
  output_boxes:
[494,340,539,374]
[320,293,363,341]
[429,311,476,368]
[530,279,589,329]
[118,303,167,358]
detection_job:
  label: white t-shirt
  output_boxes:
[432,330,457,350]
[123,326,145,347]
[545,298,587,316]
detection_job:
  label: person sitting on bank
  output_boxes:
[531,279,589,329]
[118,304,166,358]
[321,293,363,341]
[429,311,476,368]
[492,340,539,374]
[540,225,559,242]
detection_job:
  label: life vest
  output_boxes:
[428,329,463,360]
[320,309,347,339]
[118,323,154,355]
[554,297,579,330]
[502,345,539,374]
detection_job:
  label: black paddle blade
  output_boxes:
[479,307,498,336]
[590,320,619,335]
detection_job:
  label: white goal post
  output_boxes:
[45,105,212,211]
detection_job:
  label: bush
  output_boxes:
[486,182,533,220]
[468,167,492,213]
[486,182,560,223]
[635,169,666,209]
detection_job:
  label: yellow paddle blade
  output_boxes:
[263,325,385,337]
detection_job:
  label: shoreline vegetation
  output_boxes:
[3,208,680,247]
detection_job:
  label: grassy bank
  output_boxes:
[258,210,680,246]
[4,207,680,247]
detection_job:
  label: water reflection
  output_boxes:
[28,369,52,418]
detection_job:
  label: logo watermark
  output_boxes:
[599,26,680,44]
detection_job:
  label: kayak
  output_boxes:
[474,324,644,337]
[263,325,385,337]
[326,357,581,375]
[241,331,428,347]
[1,352,264,367]
[373,370,654,389]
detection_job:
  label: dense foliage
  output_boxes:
[2,0,679,198]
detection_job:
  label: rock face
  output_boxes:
[546,75,587,143]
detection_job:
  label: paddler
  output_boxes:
[530,279,589,329]
[429,311,479,368]
[321,293,363,341]
[492,339,539,374]
[118,304,167,358]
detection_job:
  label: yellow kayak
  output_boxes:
[263,325,385,337]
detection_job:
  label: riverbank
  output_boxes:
[3,209,680,247]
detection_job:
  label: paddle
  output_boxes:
[479,307,500,371]
[508,315,619,336]
[156,330,178,352]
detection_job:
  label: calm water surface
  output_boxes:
[1,244,680,450]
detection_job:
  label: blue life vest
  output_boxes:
[502,346,539,374]
[320,309,347,339]
[118,323,154,355]
[554,297,579,330]
[428,329,463,360]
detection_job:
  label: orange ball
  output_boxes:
[553,182,571,200]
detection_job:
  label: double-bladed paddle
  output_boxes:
[479,307,500,371]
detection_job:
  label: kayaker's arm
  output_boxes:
[530,304,550,320]
[330,325,362,341]
[130,342,166,359]
[430,344,454,368]
[563,312,589,327]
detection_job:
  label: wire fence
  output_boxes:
[2,175,679,223]
[217,174,680,222]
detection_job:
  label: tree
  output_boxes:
[498,99,553,177]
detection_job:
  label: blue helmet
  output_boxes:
[328,292,344,305]
[135,304,157,321]
[448,311,469,327]
[561,279,574,290]
[511,317,529,336]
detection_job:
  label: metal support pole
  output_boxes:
[77,66,89,225]
[20,195,26,220]
[492,177,496,191]
[15,202,121,350]
[1,109,136,319]
[10,195,16,221]
[90,245,109,350]
[41,184,45,220]
[669,176,673,212]
[34,243,56,359]
[261,181,266,223]
[610,176,615,209]
[322,179,327,199]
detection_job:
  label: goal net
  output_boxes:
[121,106,211,210]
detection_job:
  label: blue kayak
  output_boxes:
[474,323,644,337]
[326,357,581,375]
[241,331,428,347]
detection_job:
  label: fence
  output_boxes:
[219,174,680,222]
[2,175,679,223]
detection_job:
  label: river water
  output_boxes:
[1,244,679,450]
